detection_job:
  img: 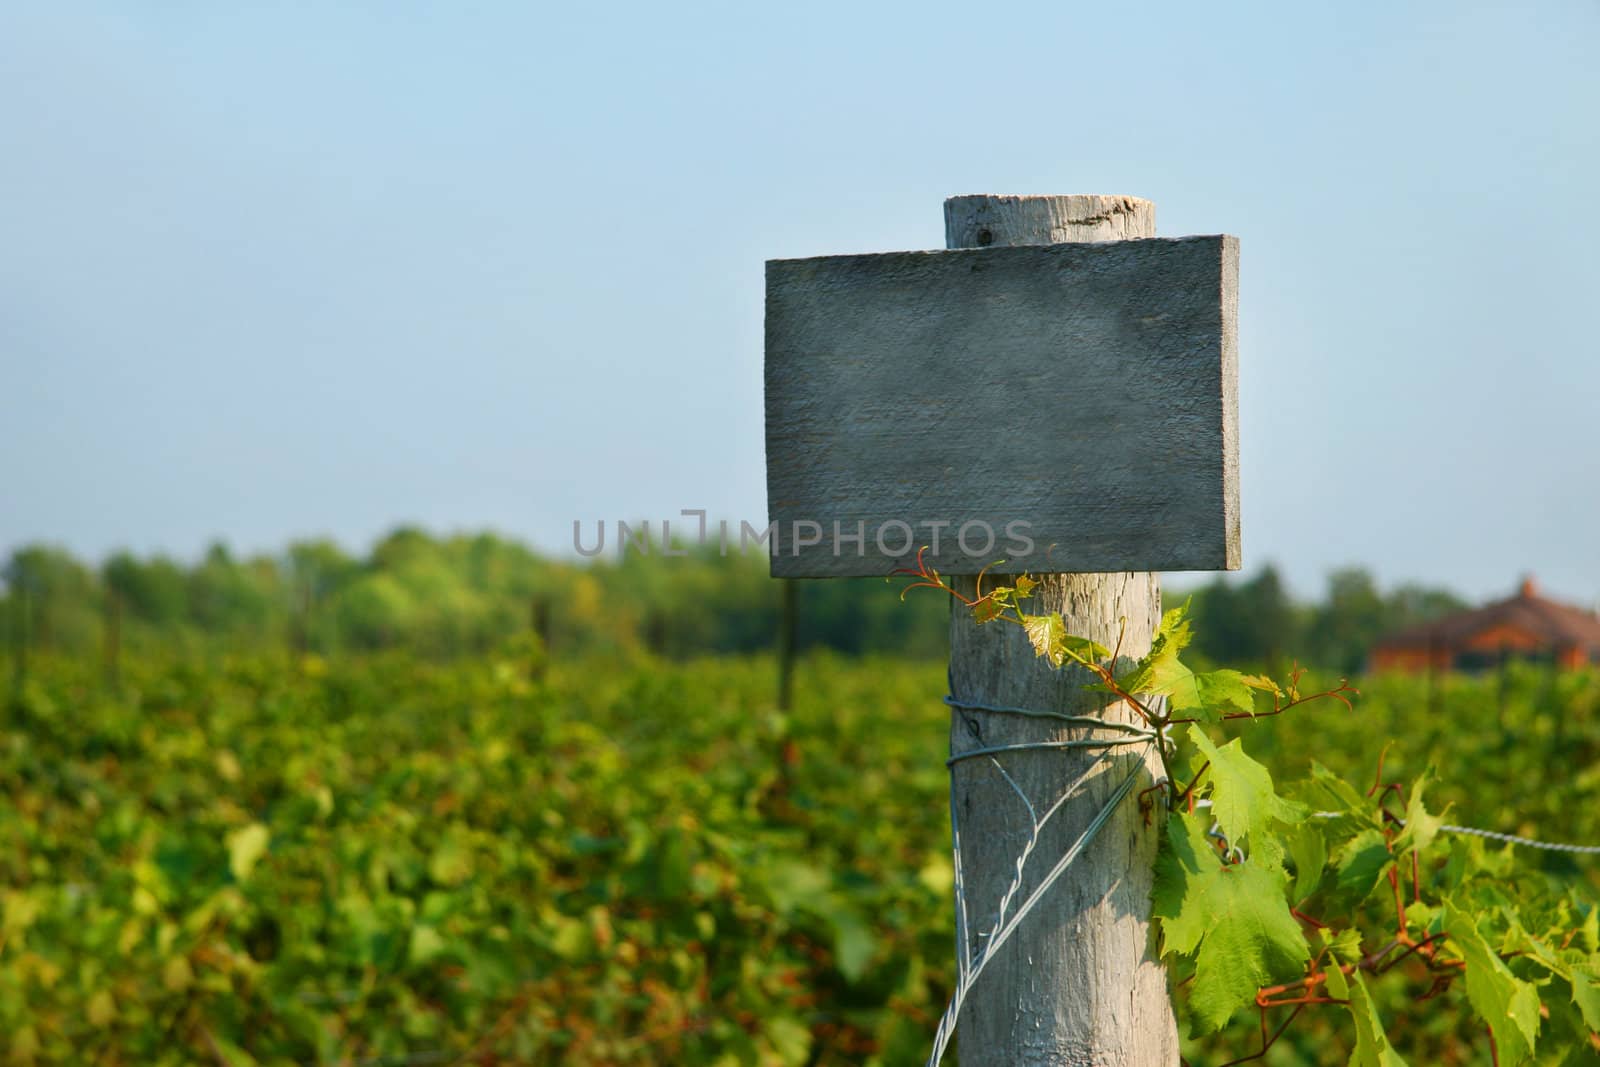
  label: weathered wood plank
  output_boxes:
[764,235,1239,578]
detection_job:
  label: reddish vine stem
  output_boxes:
[1175,761,1210,812]
[1389,867,1409,935]
[1384,932,1452,972]
[1257,993,1348,1009]
[1215,1002,1307,1067]
[1168,679,1358,725]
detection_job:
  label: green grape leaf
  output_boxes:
[1020,613,1068,667]
[1189,669,1268,718]
[1335,830,1393,899]
[1114,602,1195,697]
[1569,970,1600,1033]
[1345,970,1410,1067]
[1306,760,1377,815]
[1188,726,1304,851]
[1013,574,1037,598]
[973,596,1005,624]
[1019,612,1107,667]
[1154,815,1310,1034]
[1286,821,1328,905]
[1578,898,1599,955]
[1323,952,1350,999]
[1109,603,1268,720]
[1393,766,1447,856]
[1502,913,1600,1034]
[1058,633,1110,663]
[1237,672,1283,697]
[1444,903,1541,1064]
[1290,761,1384,850]
[1313,925,1365,966]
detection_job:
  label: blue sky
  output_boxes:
[2,1,1596,602]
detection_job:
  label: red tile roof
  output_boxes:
[1376,578,1600,652]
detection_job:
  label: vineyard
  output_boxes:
[2,645,1597,1065]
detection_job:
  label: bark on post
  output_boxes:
[944,195,1179,1066]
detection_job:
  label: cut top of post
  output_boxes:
[945,193,1156,247]
[763,196,1239,579]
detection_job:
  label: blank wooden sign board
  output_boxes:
[764,233,1240,578]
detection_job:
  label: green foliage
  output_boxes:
[2,585,1597,1063]
[1153,815,1309,1033]
[0,650,956,1065]
[1184,727,1303,850]
[956,588,1600,1064]
[1020,612,1071,668]
[1105,603,1278,722]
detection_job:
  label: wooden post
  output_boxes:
[777,580,798,712]
[945,196,1178,1066]
[762,192,1237,1066]
[104,588,122,690]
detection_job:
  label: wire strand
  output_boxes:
[1434,822,1600,856]
[945,693,1157,737]
[1192,799,1600,857]
[928,749,1148,1067]
[946,735,1151,766]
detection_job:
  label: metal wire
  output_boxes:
[1193,799,1600,857]
[1434,822,1600,856]
[944,692,1158,737]
[946,735,1151,766]
[928,748,1149,1067]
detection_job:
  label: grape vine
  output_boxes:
[895,549,1600,1065]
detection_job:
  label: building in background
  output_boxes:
[1371,577,1600,673]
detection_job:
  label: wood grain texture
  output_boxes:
[764,235,1239,578]
[944,196,1180,1067]
[945,193,1156,245]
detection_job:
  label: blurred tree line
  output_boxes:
[0,530,1466,672]
[0,529,950,663]
[1184,565,1468,676]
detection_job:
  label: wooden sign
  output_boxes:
[764,234,1239,578]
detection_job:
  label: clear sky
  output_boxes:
[2,2,1596,604]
